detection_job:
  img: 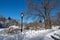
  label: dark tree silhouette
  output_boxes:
[8,17,11,20]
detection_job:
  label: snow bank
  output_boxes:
[0,33,24,40]
[52,26,60,30]
[44,30,60,40]
[9,25,19,29]
[23,29,52,40]
[0,25,60,40]
[0,29,51,40]
[0,29,5,31]
[0,29,60,40]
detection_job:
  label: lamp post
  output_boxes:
[20,13,24,32]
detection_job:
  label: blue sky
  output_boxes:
[0,0,60,23]
[0,0,26,22]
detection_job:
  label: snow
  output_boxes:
[52,26,60,30]
[0,25,60,40]
[44,29,60,40]
[23,30,51,40]
[9,25,19,29]
[0,29,5,31]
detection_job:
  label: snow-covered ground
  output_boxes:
[23,29,51,40]
[0,26,60,40]
[44,30,60,40]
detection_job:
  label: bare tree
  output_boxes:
[56,12,60,25]
[25,0,60,29]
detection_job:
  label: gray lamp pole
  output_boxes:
[20,13,24,32]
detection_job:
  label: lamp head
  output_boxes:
[21,13,24,17]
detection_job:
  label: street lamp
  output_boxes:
[20,13,24,32]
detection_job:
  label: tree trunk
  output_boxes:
[44,7,48,29]
[44,7,51,29]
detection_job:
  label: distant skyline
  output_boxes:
[0,0,60,23]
